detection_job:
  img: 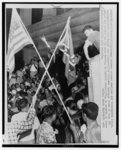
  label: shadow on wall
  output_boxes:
[22,45,38,64]
[14,42,54,73]
[14,45,38,72]
[22,44,50,64]
[14,50,24,72]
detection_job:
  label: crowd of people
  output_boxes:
[7,56,45,121]
[6,25,101,144]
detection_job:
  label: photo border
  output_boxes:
[2,2,119,148]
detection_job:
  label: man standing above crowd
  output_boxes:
[82,25,101,125]
[83,25,100,60]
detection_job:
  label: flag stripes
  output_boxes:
[8,41,31,66]
[7,8,32,73]
[8,37,31,54]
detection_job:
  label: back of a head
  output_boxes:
[18,98,28,111]
[82,25,93,33]
[41,105,56,120]
[82,102,98,120]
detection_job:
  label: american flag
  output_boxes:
[7,8,32,73]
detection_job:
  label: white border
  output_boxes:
[0,1,120,150]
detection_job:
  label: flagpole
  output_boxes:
[44,16,72,123]
[28,26,72,122]
[16,8,50,115]
[18,9,72,122]
[46,72,72,123]
[46,16,71,70]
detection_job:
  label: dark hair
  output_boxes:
[76,79,83,86]
[81,89,88,97]
[31,91,36,96]
[82,102,98,120]
[51,89,56,95]
[20,82,25,86]
[65,100,77,111]
[17,98,28,110]
[18,91,28,97]
[11,84,15,89]
[41,105,56,120]
[15,83,19,86]
[82,25,93,33]
[75,93,84,103]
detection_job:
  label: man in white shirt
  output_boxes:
[83,25,101,125]
[83,25,100,60]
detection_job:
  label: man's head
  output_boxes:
[11,89,17,96]
[17,98,29,112]
[82,102,99,122]
[41,105,57,122]
[20,82,25,90]
[15,83,19,89]
[83,25,93,37]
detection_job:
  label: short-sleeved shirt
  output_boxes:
[7,108,36,144]
[11,111,40,142]
[36,121,57,144]
[87,31,100,51]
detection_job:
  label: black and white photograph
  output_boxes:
[1,2,119,147]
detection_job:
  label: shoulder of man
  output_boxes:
[91,124,101,142]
